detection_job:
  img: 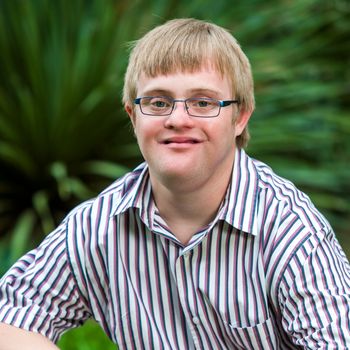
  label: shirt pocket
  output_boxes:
[222,316,279,349]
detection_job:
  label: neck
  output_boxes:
[150,164,233,245]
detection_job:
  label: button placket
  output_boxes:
[175,252,202,345]
[192,316,200,325]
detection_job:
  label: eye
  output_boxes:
[194,100,208,107]
[190,98,217,109]
[149,97,172,108]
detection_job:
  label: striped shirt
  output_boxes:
[0,148,349,349]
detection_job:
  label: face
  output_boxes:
[125,66,251,192]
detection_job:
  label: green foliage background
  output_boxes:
[0,0,349,348]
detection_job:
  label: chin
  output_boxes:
[162,166,192,178]
[156,165,197,182]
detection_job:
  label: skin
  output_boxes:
[125,66,252,244]
[0,323,59,349]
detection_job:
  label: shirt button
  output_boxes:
[192,317,200,325]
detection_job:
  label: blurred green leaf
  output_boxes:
[57,320,115,349]
[79,160,130,179]
[9,209,36,262]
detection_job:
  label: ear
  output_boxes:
[234,108,252,136]
[125,103,136,128]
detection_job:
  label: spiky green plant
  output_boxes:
[0,0,143,272]
[233,0,350,246]
[0,0,349,274]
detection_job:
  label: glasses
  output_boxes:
[134,96,239,118]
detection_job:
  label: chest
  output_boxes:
[95,216,281,349]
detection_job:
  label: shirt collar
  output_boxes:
[218,148,260,236]
[111,163,156,229]
[112,148,260,236]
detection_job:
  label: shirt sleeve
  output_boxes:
[0,220,91,343]
[279,228,350,348]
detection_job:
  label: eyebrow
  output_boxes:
[140,88,222,98]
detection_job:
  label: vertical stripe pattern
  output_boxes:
[1,149,350,349]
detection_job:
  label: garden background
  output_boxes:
[0,0,349,348]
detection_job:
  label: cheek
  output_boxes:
[220,118,236,138]
[134,122,155,145]
[204,118,235,142]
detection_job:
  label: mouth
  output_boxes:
[163,139,200,145]
[161,136,202,145]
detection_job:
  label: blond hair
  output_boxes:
[123,18,254,148]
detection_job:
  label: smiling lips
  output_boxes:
[161,137,202,145]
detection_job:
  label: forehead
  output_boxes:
[136,67,232,97]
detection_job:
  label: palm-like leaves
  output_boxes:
[0,0,349,271]
[0,0,141,270]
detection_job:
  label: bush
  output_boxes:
[57,320,115,349]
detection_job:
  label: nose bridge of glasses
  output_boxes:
[172,98,190,114]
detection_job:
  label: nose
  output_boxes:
[164,100,194,129]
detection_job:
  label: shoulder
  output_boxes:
[63,163,147,296]
[63,162,147,259]
[65,162,147,223]
[252,157,308,202]
[248,157,338,294]
[251,156,330,233]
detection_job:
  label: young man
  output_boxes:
[0,18,349,349]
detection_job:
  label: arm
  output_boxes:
[0,220,91,345]
[279,230,350,348]
[0,323,59,350]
